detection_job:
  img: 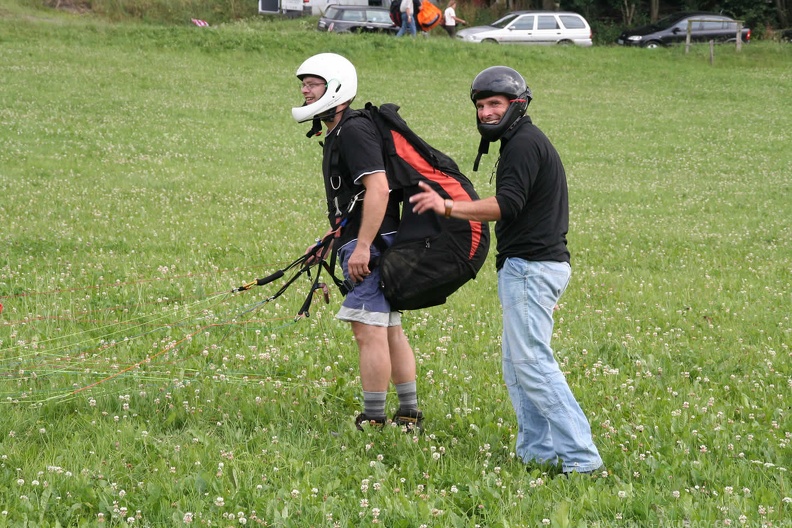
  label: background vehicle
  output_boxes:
[316,5,397,33]
[456,11,593,47]
[616,12,751,48]
[307,0,384,16]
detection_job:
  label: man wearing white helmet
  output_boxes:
[292,53,423,432]
[410,66,604,475]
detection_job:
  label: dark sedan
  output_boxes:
[317,5,398,34]
[616,12,751,48]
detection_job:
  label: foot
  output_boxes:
[562,465,607,478]
[355,413,386,431]
[392,408,424,433]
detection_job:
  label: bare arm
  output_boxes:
[347,171,390,283]
[409,180,501,222]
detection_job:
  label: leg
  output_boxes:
[336,238,420,427]
[388,323,422,430]
[500,265,557,463]
[387,325,415,385]
[396,16,409,37]
[499,258,603,473]
[351,321,391,392]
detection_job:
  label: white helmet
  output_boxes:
[291,53,357,123]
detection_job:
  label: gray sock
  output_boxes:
[363,391,387,418]
[395,381,418,412]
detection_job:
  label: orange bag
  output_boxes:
[416,0,443,31]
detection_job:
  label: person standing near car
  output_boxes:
[291,53,423,433]
[395,0,417,37]
[409,66,604,475]
[441,0,466,37]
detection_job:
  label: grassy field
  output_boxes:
[1,4,791,527]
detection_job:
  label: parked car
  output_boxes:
[317,5,397,34]
[615,12,751,48]
[456,11,593,47]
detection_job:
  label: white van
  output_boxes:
[307,0,382,16]
[457,11,593,47]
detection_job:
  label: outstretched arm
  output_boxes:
[409,181,501,222]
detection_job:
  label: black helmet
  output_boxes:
[470,66,532,143]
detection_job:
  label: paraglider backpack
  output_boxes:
[328,102,490,311]
[389,0,421,28]
[415,0,443,31]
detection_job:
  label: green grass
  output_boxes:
[1,5,791,527]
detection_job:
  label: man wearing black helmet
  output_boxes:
[410,66,604,475]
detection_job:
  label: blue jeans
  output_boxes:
[396,15,416,37]
[498,258,603,473]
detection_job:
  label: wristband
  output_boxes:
[444,199,454,218]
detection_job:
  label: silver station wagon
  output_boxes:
[456,11,593,46]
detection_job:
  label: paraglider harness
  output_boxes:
[235,102,489,318]
[232,223,354,319]
[317,102,490,312]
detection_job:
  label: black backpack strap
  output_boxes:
[325,110,372,222]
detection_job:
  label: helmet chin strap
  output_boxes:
[306,105,347,138]
[473,138,489,172]
[306,117,322,138]
[473,114,525,172]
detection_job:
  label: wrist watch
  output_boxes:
[444,199,454,218]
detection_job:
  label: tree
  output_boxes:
[774,0,789,26]
[650,0,658,21]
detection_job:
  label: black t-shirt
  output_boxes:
[322,108,401,247]
[493,116,570,269]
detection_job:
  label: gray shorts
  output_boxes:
[335,235,402,327]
